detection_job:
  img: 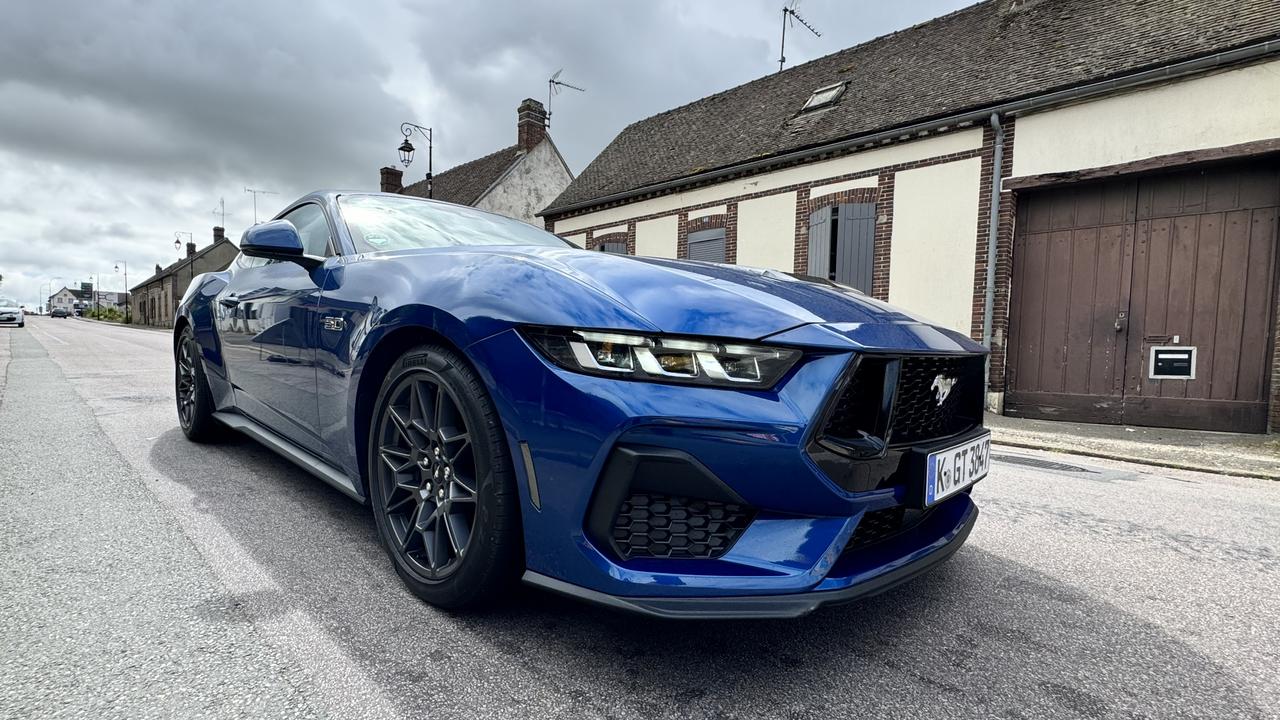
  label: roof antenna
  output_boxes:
[244,187,278,225]
[212,196,226,227]
[546,69,585,130]
[778,0,821,73]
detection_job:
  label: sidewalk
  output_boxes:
[986,413,1280,480]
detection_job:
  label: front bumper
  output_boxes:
[467,326,984,617]
[525,500,976,619]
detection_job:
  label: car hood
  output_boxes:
[412,246,981,349]
[0,305,21,313]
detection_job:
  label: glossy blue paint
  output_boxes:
[241,219,307,260]
[175,191,986,613]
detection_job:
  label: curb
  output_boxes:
[75,317,170,334]
[992,437,1280,482]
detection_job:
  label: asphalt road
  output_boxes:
[1,316,1277,719]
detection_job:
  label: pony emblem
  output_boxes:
[930,375,958,406]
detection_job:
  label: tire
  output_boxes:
[175,326,223,442]
[17,321,23,328]
[367,344,521,611]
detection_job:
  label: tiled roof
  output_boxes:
[130,238,234,291]
[545,0,1280,213]
[402,145,524,206]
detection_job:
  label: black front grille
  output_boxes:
[611,492,753,560]
[821,354,983,448]
[889,355,984,445]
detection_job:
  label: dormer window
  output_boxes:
[801,81,846,112]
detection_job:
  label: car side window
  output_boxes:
[282,203,335,257]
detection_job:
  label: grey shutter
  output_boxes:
[807,207,830,278]
[687,228,726,263]
[834,203,875,293]
[600,241,628,254]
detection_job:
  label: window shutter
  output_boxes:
[807,208,830,278]
[687,228,726,263]
[834,202,875,293]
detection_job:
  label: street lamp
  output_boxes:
[114,261,129,323]
[42,275,62,315]
[174,231,193,257]
[399,122,433,198]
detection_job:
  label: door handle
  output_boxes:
[219,295,241,308]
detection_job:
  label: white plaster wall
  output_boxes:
[1013,58,1280,178]
[553,129,982,234]
[688,205,727,220]
[888,157,982,335]
[593,224,628,236]
[635,216,678,258]
[476,140,573,225]
[736,192,797,271]
[809,175,879,199]
[562,233,586,248]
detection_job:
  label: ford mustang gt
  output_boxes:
[174,191,989,619]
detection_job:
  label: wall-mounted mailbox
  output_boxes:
[1149,346,1196,380]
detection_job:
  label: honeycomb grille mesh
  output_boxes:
[611,493,752,560]
[844,506,906,552]
[889,355,983,445]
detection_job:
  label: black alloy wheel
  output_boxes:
[175,326,222,442]
[375,371,478,578]
[368,345,520,610]
[176,336,198,429]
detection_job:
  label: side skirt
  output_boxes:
[212,411,365,503]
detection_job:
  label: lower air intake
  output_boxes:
[611,492,752,560]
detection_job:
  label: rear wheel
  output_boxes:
[368,345,520,610]
[176,326,222,442]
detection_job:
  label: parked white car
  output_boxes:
[0,296,25,328]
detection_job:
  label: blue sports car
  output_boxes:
[174,191,990,619]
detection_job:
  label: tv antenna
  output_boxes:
[778,1,821,73]
[243,187,278,224]
[547,69,585,130]
[212,196,226,227]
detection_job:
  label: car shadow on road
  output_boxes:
[148,429,1264,720]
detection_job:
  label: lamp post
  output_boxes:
[41,276,62,315]
[175,231,195,324]
[114,261,129,323]
[399,122,433,198]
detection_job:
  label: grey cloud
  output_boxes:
[0,0,972,309]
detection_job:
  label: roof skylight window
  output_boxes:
[801,81,846,112]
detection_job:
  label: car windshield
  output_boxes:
[338,194,569,253]
[0,297,18,307]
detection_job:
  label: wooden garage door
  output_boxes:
[1005,162,1280,432]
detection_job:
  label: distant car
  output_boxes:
[173,191,989,618]
[50,307,70,318]
[0,297,24,327]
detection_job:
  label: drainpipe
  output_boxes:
[982,112,1005,398]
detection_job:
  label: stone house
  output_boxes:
[130,227,238,328]
[540,0,1280,433]
[379,99,573,226]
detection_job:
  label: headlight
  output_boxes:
[520,326,802,389]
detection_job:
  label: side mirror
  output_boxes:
[241,220,323,269]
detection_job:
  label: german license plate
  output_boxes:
[925,432,990,506]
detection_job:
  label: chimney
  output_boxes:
[379,166,404,193]
[186,241,197,258]
[213,226,226,243]
[155,264,162,275]
[517,98,547,152]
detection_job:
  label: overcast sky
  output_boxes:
[0,0,973,308]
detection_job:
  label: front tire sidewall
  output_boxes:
[368,346,519,610]
[176,327,221,443]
